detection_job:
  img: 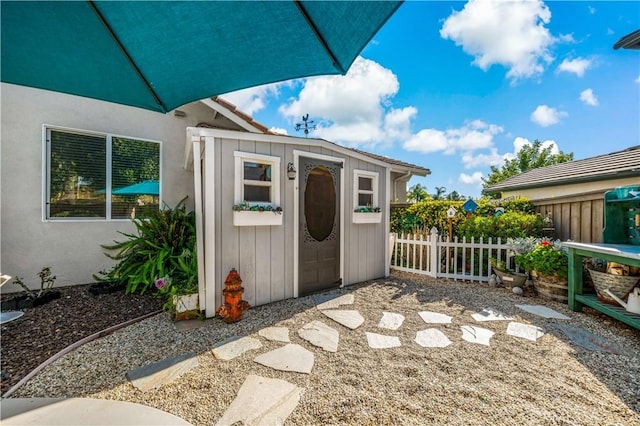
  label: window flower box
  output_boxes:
[352,208,382,224]
[232,204,283,226]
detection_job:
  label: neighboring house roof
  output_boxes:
[614,29,640,50]
[485,145,640,193]
[199,96,430,176]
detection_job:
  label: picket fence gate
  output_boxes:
[390,228,517,282]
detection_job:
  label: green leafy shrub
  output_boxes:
[95,198,198,297]
[515,240,568,278]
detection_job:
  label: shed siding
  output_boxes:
[535,197,605,243]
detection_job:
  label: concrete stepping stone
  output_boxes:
[418,311,453,324]
[415,329,453,348]
[506,322,545,342]
[365,332,401,349]
[378,312,405,330]
[215,374,302,426]
[316,293,354,310]
[471,308,514,322]
[321,310,364,330]
[516,304,570,319]
[460,325,494,346]
[254,344,314,374]
[126,353,198,392]
[212,336,262,361]
[258,326,290,343]
[554,324,631,355]
[298,320,339,352]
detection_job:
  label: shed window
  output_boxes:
[353,170,379,210]
[45,127,161,220]
[234,151,280,206]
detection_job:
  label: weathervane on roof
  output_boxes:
[295,114,316,137]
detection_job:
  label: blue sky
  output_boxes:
[221,0,640,198]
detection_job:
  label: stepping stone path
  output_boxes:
[215,374,302,426]
[321,310,364,330]
[378,312,405,330]
[316,294,355,310]
[298,320,339,352]
[516,304,570,319]
[254,344,314,374]
[554,324,630,355]
[212,336,262,361]
[127,353,198,392]
[258,326,290,343]
[507,322,545,342]
[460,325,494,346]
[419,311,453,324]
[415,329,453,348]
[365,332,401,349]
[471,308,514,322]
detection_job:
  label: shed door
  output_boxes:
[299,157,341,296]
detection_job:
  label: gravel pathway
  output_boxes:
[7,273,640,425]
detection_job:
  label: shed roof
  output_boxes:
[485,145,640,193]
[614,29,640,50]
[202,97,430,176]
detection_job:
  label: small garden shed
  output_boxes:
[485,146,639,243]
[184,126,429,317]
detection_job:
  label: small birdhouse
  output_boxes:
[462,199,478,213]
[446,207,457,218]
[494,207,505,217]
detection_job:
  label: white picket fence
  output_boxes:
[390,228,517,282]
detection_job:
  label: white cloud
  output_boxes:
[278,57,412,147]
[511,137,559,156]
[530,105,568,127]
[588,6,596,14]
[557,33,575,43]
[636,75,640,84]
[439,0,555,82]
[221,82,288,115]
[459,172,484,184]
[557,57,592,77]
[461,147,505,169]
[269,127,288,135]
[403,120,503,155]
[579,88,598,106]
[607,28,614,36]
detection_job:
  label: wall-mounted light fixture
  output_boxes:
[287,162,296,180]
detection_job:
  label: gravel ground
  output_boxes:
[1,283,163,395]
[7,272,640,425]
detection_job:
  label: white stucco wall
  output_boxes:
[500,177,640,201]
[0,83,227,291]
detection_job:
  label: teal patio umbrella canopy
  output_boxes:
[1,1,402,113]
[112,180,159,196]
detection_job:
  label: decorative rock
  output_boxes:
[126,353,198,392]
[315,294,354,310]
[471,308,514,322]
[516,304,570,320]
[378,312,405,330]
[212,336,262,361]
[460,325,494,346]
[488,274,498,287]
[418,311,453,324]
[254,344,314,374]
[321,310,364,330]
[215,375,302,426]
[365,332,401,349]
[415,329,452,348]
[298,320,339,352]
[512,286,523,295]
[258,327,290,343]
[506,322,544,342]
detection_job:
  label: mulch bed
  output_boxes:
[1,284,163,395]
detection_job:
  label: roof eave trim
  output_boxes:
[485,170,640,193]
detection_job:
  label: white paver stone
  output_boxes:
[215,374,302,426]
[516,305,570,319]
[321,310,364,330]
[471,308,514,322]
[460,325,494,346]
[507,322,545,342]
[254,344,314,374]
[316,294,355,310]
[378,312,405,330]
[258,326,290,343]
[365,332,401,349]
[212,336,262,361]
[415,329,453,348]
[127,353,198,392]
[298,320,339,352]
[418,311,453,324]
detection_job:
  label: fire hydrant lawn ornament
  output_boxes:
[216,268,250,323]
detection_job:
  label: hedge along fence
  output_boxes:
[390,198,542,240]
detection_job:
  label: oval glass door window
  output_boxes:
[305,166,336,241]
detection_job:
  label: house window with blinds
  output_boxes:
[233,151,281,207]
[45,127,161,220]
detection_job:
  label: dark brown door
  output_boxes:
[299,157,341,296]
